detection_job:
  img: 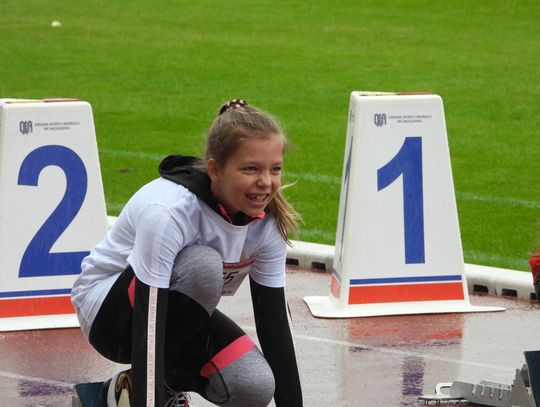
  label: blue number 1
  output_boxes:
[17,145,90,277]
[377,137,425,264]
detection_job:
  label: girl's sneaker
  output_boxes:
[103,370,132,407]
[165,384,190,407]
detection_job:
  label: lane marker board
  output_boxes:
[305,92,504,317]
[0,99,107,331]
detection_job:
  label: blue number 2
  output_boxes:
[17,145,90,277]
[377,137,425,264]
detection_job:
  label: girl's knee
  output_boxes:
[205,350,275,407]
[229,364,275,407]
[169,245,223,313]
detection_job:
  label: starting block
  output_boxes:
[72,382,106,407]
[420,350,540,406]
[304,92,504,318]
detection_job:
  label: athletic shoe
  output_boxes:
[103,370,132,407]
[165,384,190,407]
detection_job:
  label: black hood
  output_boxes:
[158,155,262,226]
[158,155,218,211]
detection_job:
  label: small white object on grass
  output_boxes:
[51,21,62,28]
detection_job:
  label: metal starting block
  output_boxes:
[420,350,540,407]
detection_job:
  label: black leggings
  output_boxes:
[89,246,275,406]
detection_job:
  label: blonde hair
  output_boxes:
[205,100,301,243]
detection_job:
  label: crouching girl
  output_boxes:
[72,99,303,407]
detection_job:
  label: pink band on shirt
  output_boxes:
[199,335,256,378]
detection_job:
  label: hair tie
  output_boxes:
[219,99,249,115]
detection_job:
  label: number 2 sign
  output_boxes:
[18,145,90,277]
[0,99,108,330]
[305,92,502,318]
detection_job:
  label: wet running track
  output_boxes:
[0,267,538,406]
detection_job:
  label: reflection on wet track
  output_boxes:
[0,268,537,406]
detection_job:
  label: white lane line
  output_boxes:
[100,148,540,210]
[293,333,513,372]
[456,191,540,210]
[103,203,527,269]
[298,229,336,242]
[0,370,73,388]
[0,332,514,392]
[100,148,164,162]
[103,201,526,268]
[463,250,528,270]
[107,202,125,213]
[240,326,514,373]
[285,171,341,185]
[294,228,527,269]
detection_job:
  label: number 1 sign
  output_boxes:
[304,92,503,317]
[0,99,108,330]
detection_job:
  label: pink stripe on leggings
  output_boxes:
[200,335,256,378]
[128,277,135,308]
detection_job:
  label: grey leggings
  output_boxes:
[168,245,275,406]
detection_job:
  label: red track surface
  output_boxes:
[0,267,538,406]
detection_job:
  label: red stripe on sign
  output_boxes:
[0,296,75,318]
[330,274,341,299]
[200,335,256,378]
[349,282,464,304]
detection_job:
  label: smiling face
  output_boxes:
[208,134,284,218]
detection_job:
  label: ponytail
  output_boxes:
[268,187,302,245]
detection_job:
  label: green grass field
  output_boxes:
[1,0,539,271]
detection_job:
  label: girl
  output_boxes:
[71,99,303,407]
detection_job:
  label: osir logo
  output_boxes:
[373,113,387,127]
[19,120,33,135]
